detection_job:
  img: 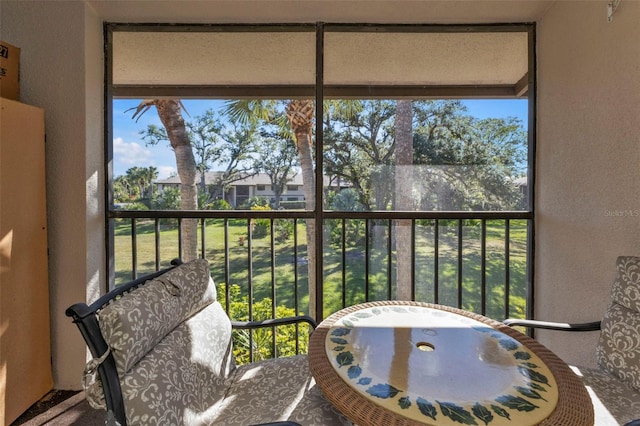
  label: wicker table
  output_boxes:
[308,301,594,426]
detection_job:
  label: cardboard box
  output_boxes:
[0,40,20,101]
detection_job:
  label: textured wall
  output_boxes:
[0,1,104,389]
[535,0,640,367]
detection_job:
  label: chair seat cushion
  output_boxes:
[214,355,351,426]
[571,365,640,425]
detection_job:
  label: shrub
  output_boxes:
[123,201,149,211]
[279,200,305,209]
[218,284,311,364]
[239,196,270,210]
[211,199,232,210]
[250,205,271,239]
[274,219,294,244]
[152,187,180,210]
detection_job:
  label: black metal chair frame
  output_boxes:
[66,259,315,426]
[502,318,602,332]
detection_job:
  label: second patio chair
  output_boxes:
[505,255,640,425]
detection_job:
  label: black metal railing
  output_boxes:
[109,209,532,362]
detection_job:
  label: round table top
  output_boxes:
[309,301,594,426]
[324,304,558,426]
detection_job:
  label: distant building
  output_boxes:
[156,172,347,208]
[513,176,529,209]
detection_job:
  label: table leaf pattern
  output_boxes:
[438,401,478,425]
[490,405,511,420]
[366,383,402,399]
[330,337,348,345]
[495,395,539,412]
[327,306,557,425]
[514,386,547,402]
[416,397,437,420]
[529,382,547,393]
[399,396,411,409]
[499,338,520,351]
[518,366,550,386]
[331,328,351,336]
[347,365,362,379]
[472,403,494,425]
[336,351,353,367]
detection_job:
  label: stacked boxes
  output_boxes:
[0,40,20,101]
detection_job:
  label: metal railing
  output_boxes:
[109,209,532,362]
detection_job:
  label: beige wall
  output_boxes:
[0,0,638,389]
[536,0,640,367]
[0,1,104,389]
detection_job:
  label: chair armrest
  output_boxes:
[231,315,317,331]
[503,318,601,332]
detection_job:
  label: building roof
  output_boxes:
[156,172,341,186]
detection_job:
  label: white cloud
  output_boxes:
[157,166,176,180]
[113,137,177,180]
[113,137,152,165]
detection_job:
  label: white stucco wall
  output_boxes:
[0,0,638,389]
[535,0,640,367]
[0,1,104,389]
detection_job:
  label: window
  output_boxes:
[107,23,534,320]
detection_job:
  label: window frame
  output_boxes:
[105,22,536,320]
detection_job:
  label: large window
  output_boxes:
[107,23,534,321]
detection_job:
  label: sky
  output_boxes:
[112,99,529,180]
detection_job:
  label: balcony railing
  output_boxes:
[110,209,532,362]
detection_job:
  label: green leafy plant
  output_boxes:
[274,219,294,244]
[218,284,312,364]
[250,205,271,239]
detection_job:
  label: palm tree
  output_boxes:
[125,166,158,200]
[226,99,318,316]
[127,99,198,261]
[141,166,159,199]
[123,167,143,199]
[226,99,363,318]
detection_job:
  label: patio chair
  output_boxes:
[66,258,350,426]
[504,255,640,425]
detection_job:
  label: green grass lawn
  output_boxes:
[113,218,528,321]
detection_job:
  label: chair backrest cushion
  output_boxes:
[596,256,640,391]
[98,259,217,376]
[120,300,235,424]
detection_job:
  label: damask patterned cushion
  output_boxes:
[596,256,640,391]
[98,259,216,376]
[87,258,349,425]
[120,301,236,425]
[573,365,640,425]
[610,256,640,312]
[214,355,352,425]
[120,324,349,425]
